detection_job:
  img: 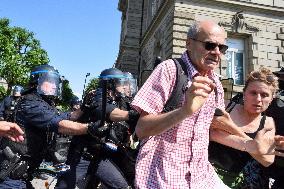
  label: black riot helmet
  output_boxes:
[11,85,24,97]
[123,72,137,97]
[29,64,62,97]
[99,68,128,98]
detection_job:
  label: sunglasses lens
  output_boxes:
[251,71,260,79]
[251,72,276,83]
[204,42,228,54]
[219,45,228,54]
[266,75,276,83]
[204,42,217,51]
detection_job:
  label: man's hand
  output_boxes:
[0,121,24,142]
[273,135,284,157]
[275,135,284,151]
[249,127,275,155]
[183,76,215,115]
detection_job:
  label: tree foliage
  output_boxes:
[0,86,7,100]
[61,80,74,105]
[0,18,49,94]
[85,77,99,94]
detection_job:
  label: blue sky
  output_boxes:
[0,0,121,98]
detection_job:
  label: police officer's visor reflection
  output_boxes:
[40,81,57,95]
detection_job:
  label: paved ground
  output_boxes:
[32,176,82,189]
[31,176,57,189]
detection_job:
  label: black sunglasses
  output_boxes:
[190,38,228,54]
[250,71,277,84]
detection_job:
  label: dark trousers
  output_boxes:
[55,157,129,189]
[55,136,129,189]
[0,178,26,189]
[55,157,90,188]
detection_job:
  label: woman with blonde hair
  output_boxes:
[209,67,278,188]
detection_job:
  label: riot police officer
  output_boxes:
[55,68,139,189]
[0,64,106,189]
[0,85,24,121]
[265,67,284,188]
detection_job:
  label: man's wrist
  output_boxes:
[179,105,193,118]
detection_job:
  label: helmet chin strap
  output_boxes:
[115,92,125,99]
[40,94,56,106]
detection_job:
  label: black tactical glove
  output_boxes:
[81,89,116,121]
[81,88,105,111]
[87,121,109,138]
[127,109,140,133]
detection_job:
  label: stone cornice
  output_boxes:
[180,0,284,16]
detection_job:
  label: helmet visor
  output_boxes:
[114,78,128,97]
[12,86,24,97]
[114,78,137,97]
[36,72,62,97]
[125,78,137,97]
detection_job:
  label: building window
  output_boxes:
[225,38,245,85]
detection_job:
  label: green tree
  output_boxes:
[0,18,49,94]
[85,77,99,94]
[61,80,74,103]
[0,86,6,100]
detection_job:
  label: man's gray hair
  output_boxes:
[187,21,201,39]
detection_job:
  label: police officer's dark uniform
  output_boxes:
[55,68,139,189]
[0,86,25,188]
[0,85,24,122]
[0,64,102,189]
[265,67,284,189]
[0,65,72,189]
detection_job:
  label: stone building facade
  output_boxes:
[116,0,284,92]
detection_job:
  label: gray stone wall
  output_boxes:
[116,0,143,75]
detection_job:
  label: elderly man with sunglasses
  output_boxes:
[131,20,229,189]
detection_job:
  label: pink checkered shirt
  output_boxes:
[132,51,226,189]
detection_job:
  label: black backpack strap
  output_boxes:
[162,58,188,113]
[225,92,243,113]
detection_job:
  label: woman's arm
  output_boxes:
[210,120,275,167]
[211,109,248,138]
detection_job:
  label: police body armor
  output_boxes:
[104,97,138,186]
[0,93,58,181]
[106,97,134,148]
